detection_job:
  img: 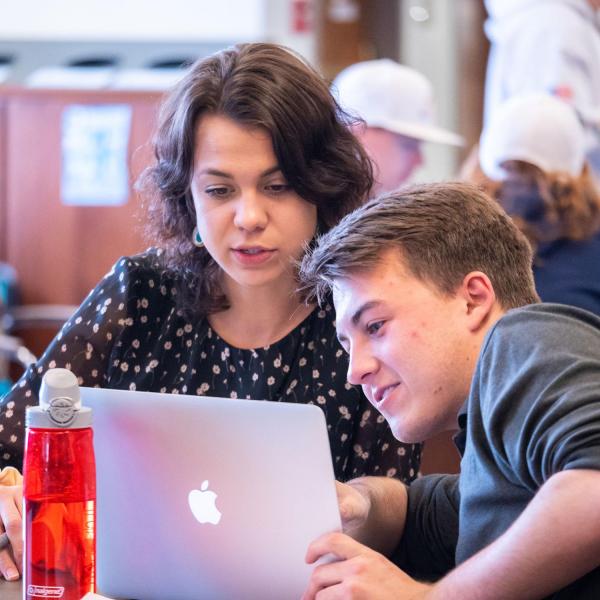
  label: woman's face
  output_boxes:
[190,114,318,292]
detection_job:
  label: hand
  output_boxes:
[336,481,371,534]
[303,531,432,600]
[0,484,23,581]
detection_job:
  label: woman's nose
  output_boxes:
[233,192,268,231]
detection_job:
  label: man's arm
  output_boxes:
[305,470,600,599]
[336,476,408,556]
[429,469,600,599]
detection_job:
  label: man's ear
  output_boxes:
[457,271,498,332]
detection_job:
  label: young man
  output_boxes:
[332,60,464,196]
[299,182,600,599]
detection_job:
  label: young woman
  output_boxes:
[477,93,600,315]
[0,43,421,581]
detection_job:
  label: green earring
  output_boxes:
[193,227,204,248]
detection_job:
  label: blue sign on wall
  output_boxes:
[61,103,132,206]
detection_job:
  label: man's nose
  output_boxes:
[347,344,377,386]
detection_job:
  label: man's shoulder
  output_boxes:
[473,303,600,408]
[490,303,600,347]
[473,302,600,418]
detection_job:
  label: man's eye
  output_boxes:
[366,321,384,335]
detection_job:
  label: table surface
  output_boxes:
[1,580,108,598]
[1,580,119,599]
[1,579,21,599]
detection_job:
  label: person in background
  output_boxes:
[0,43,421,582]
[483,0,600,179]
[332,59,463,196]
[478,93,600,316]
[299,182,600,599]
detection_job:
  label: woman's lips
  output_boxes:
[231,247,277,265]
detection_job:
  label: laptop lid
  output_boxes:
[81,387,341,600]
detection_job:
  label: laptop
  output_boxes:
[81,387,341,600]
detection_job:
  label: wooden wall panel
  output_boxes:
[420,431,461,475]
[317,0,401,81]
[455,0,489,159]
[3,88,161,306]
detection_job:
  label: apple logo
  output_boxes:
[188,480,222,525]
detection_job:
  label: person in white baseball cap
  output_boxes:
[479,93,586,181]
[483,0,600,178]
[478,93,600,315]
[332,59,464,196]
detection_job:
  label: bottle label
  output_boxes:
[47,397,76,427]
[27,584,65,598]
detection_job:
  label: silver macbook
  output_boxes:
[81,387,341,600]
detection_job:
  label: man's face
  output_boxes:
[357,127,423,196]
[333,250,475,443]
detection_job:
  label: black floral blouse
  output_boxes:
[0,250,421,480]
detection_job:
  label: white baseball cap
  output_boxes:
[480,93,586,181]
[332,58,464,146]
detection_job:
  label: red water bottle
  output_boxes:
[23,368,96,600]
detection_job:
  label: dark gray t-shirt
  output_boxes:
[395,304,600,598]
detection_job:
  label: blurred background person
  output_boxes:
[483,0,600,179]
[478,93,600,316]
[332,59,464,196]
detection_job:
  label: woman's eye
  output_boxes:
[205,186,230,197]
[366,321,385,335]
[265,183,291,194]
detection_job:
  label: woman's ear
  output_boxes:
[458,271,498,332]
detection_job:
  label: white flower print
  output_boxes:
[0,256,421,485]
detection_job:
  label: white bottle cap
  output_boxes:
[27,368,92,429]
[39,368,81,411]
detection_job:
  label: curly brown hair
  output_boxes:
[478,161,600,251]
[137,42,373,320]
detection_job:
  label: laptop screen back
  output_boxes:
[81,387,341,600]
